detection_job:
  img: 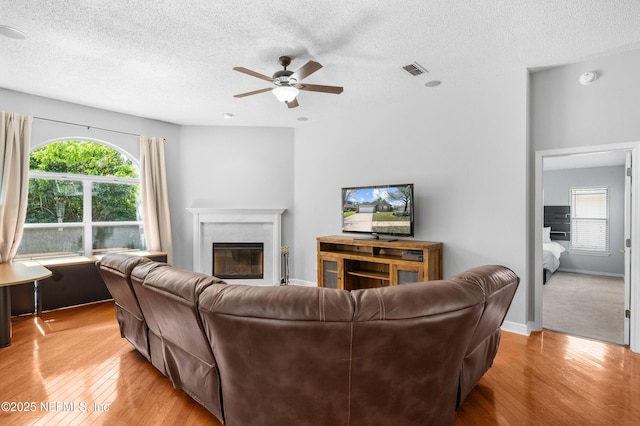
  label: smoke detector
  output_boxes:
[579,71,598,85]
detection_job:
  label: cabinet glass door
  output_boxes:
[392,265,423,285]
[322,259,339,289]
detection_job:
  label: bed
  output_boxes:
[543,227,566,283]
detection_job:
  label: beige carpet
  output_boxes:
[543,271,625,345]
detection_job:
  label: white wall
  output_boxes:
[293,69,529,326]
[171,125,294,270]
[531,49,640,150]
[530,48,640,328]
[1,88,179,160]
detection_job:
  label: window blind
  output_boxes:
[570,187,609,252]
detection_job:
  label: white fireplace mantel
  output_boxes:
[187,208,285,285]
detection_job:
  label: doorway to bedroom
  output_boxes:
[540,149,630,345]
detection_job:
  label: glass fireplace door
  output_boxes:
[212,242,264,279]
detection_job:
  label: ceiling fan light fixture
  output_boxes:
[272,86,299,103]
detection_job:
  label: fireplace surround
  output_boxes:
[187,208,285,285]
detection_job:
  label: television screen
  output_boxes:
[341,183,414,238]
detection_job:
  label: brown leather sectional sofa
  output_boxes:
[96,254,519,425]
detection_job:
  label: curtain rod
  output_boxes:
[33,116,165,140]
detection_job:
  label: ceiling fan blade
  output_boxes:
[233,88,272,98]
[290,60,322,82]
[287,98,299,108]
[298,83,343,94]
[233,67,274,82]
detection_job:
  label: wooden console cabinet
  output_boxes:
[317,236,442,290]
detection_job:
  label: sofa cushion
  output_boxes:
[140,266,225,363]
[199,284,354,426]
[201,283,354,321]
[349,279,486,426]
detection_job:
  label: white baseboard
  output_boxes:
[557,268,624,278]
[501,320,530,336]
[288,278,317,287]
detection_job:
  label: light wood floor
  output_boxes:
[1,302,639,425]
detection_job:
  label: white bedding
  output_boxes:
[543,241,566,281]
[543,241,566,261]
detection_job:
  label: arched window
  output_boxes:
[17,139,145,259]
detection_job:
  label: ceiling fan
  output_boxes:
[233,56,343,108]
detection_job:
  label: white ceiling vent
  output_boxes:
[402,62,428,76]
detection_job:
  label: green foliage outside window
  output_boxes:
[19,140,144,258]
[29,140,138,177]
[27,140,139,224]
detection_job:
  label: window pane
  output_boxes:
[30,140,138,178]
[92,225,145,255]
[572,189,607,219]
[24,140,144,259]
[16,227,84,259]
[92,182,141,222]
[26,178,83,223]
[572,219,607,251]
[570,187,609,252]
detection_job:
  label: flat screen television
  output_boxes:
[341,183,414,239]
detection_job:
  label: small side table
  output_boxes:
[0,262,52,347]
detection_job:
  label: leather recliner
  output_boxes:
[98,253,519,426]
[198,275,488,425]
[452,265,520,407]
[132,264,227,423]
[129,259,169,376]
[348,277,487,425]
[198,284,355,426]
[95,254,154,360]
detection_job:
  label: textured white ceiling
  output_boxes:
[2,0,640,127]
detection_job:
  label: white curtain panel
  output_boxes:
[0,111,32,263]
[140,135,173,264]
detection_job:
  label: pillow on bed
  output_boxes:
[543,227,552,243]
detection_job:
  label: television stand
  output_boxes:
[317,236,443,290]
